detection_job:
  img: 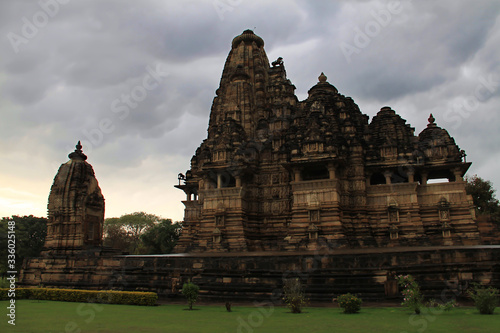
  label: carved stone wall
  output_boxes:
[20,246,500,302]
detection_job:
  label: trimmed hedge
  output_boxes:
[0,288,157,306]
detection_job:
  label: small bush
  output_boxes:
[426,299,458,312]
[182,282,200,310]
[282,278,307,313]
[336,293,362,314]
[397,274,423,314]
[468,284,499,315]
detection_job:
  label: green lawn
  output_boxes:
[1,300,499,333]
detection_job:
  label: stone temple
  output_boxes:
[21,30,499,301]
[43,141,105,255]
[174,29,479,253]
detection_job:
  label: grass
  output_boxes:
[1,300,499,333]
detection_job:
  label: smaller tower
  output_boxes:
[43,141,105,255]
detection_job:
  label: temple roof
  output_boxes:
[418,114,462,162]
[368,106,415,150]
[307,72,338,96]
[231,29,264,49]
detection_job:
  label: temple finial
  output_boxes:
[68,140,87,161]
[427,113,436,127]
[318,72,327,83]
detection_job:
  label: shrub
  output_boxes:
[397,274,423,314]
[282,278,307,313]
[182,282,200,310]
[0,288,157,306]
[426,299,458,312]
[467,284,499,314]
[336,293,362,314]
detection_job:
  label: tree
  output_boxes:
[182,282,200,310]
[282,278,307,313]
[103,212,168,254]
[141,219,181,254]
[102,223,133,253]
[106,212,159,238]
[465,175,500,221]
[0,215,47,275]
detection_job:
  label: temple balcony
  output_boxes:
[291,179,340,208]
[203,187,245,198]
[291,179,338,191]
[417,181,468,195]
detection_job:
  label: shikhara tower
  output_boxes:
[43,142,105,255]
[174,30,479,253]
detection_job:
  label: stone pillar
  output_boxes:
[453,169,463,182]
[294,168,301,182]
[408,171,415,183]
[235,176,242,187]
[328,164,336,180]
[217,173,222,188]
[421,172,428,185]
[384,171,392,185]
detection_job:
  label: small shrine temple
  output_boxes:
[43,141,105,255]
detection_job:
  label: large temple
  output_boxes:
[174,30,479,253]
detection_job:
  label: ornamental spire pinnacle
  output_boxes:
[68,140,88,161]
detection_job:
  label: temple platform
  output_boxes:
[20,245,500,302]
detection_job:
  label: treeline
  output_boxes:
[103,212,182,255]
[465,175,500,222]
[0,212,181,275]
[0,215,47,276]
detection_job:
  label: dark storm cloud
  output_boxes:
[331,0,500,102]
[0,0,499,219]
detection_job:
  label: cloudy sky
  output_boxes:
[1,0,499,221]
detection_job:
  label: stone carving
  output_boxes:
[272,57,283,67]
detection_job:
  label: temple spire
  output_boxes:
[44,141,104,254]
